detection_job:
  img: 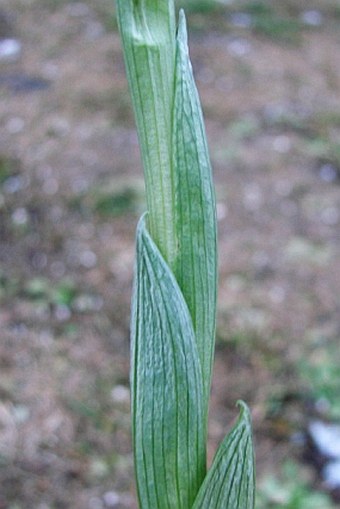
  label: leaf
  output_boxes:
[131,216,206,509]
[116,0,177,264]
[172,10,217,406]
[192,402,255,509]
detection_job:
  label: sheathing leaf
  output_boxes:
[192,402,255,509]
[131,217,206,509]
[116,0,177,265]
[172,11,217,405]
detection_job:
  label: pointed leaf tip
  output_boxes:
[236,400,252,428]
[177,9,188,47]
[192,402,255,509]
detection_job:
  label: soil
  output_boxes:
[0,1,339,508]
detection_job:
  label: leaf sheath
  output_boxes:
[131,217,206,509]
[116,0,177,266]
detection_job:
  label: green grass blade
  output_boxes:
[173,10,217,406]
[192,402,255,509]
[131,216,206,509]
[116,0,177,266]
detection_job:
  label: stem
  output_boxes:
[116,0,177,267]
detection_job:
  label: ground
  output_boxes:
[0,0,340,508]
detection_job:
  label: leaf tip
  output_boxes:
[177,9,188,49]
[236,400,252,428]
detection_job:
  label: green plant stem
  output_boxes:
[117,0,217,416]
[116,0,177,267]
[117,2,255,507]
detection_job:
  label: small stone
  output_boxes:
[309,421,340,460]
[74,294,103,313]
[243,183,262,211]
[323,460,340,488]
[6,117,25,134]
[319,164,338,183]
[79,250,97,269]
[0,38,21,61]
[12,404,30,423]
[12,207,28,225]
[90,458,109,479]
[285,237,331,265]
[54,304,71,322]
[301,10,323,27]
[3,175,25,194]
[103,491,120,507]
[111,385,130,404]
[227,38,251,57]
[216,202,227,221]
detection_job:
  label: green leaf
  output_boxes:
[173,10,217,406]
[131,216,206,509]
[116,0,177,265]
[192,402,255,509]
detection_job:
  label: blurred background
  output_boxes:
[0,0,339,507]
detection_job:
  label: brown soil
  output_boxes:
[0,1,339,507]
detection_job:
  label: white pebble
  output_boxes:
[111,385,130,404]
[323,460,340,488]
[79,250,97,268]
[3,175,25,194]
[12,404,30,423]
[12,207,28,225]
[243,183,262,211]
[6,117,25,134]
[103,491,120,507]
[0,39,21,61]
[301,10,323,27]
[216,202,227,221]
[227,38,251,57]
[309,421,340,459]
